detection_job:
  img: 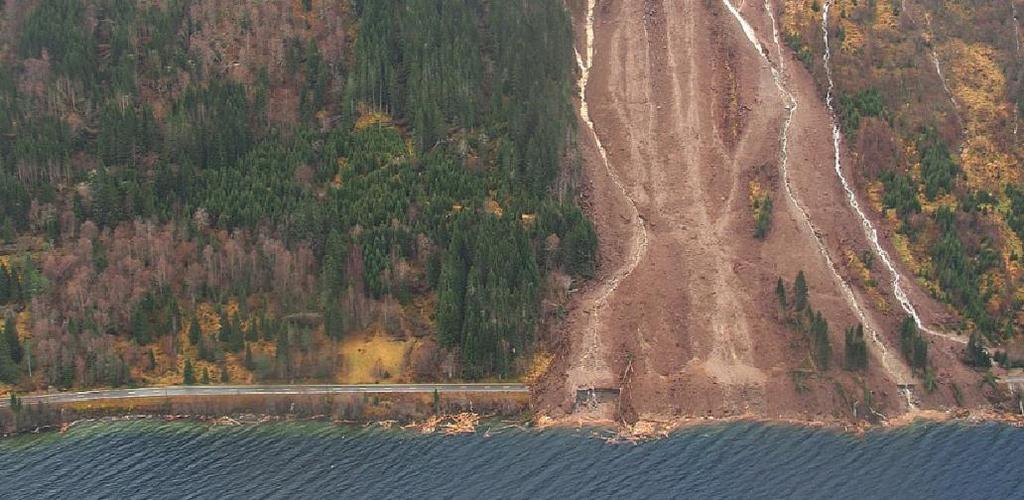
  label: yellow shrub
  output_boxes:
[943,41,1015,190]
[866,180,885,213]
[782,0,816,37]
[523,351,553,385]
[354,111,393,131]
[873,0,897,31]
[840,20,864,52]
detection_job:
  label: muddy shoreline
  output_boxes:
[4,395,1022,441]
[538,408,1024,442]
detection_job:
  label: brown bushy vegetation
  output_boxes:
[783,0,1024,346]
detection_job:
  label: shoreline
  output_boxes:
[533,407,1024,442]
[5,401,1023,442]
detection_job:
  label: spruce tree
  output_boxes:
[227,321,244,353]
[844,323,867,371]
[201,366,210,384]
[812,311,831,370]
[855,323,867,369]
[189,316,201,346]
[436,248,467,348]
[244,343,254,370]
[245,318,259,342]
[0,219,13,245]
[0,332,17,383]
[131,307,150,345]
[276,328,291,378]
[321,230,347,296]
[754,196,773,239]
[966,333,991,368]
[912,335,928,371]
[324,304,344,341]
[899,316,917,362]
[0,264,9,303]
[4,315,22,364]
[262,315,276,341]
[794,271,808,311]
[183,358,196,384]
[218,310,231,343]
[775,277,787,312]
[844,326,856,370]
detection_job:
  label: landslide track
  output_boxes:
[538,0,989,424]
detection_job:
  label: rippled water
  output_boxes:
[1,420,1022,499]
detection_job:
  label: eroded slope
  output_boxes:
[541,0,993,426]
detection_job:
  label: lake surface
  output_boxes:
[1,419,1022,499]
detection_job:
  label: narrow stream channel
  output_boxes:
[720,0,914,408]
[572,0,650,391]
[821,0,964,346]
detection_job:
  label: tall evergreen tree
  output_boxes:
[898,316,929,371]
[899,316,917,362]
[4,315,22,364]
[775,277,787,310]
[245,318,259,342]
[324,303,344,341]
[794,271,808,311]
[844,323,868,371]
[218,310,231,343]
[966,333,991,368]
[182,358,196,385]
[436,244,467,348]
[0,264,10,303]
[189,316,201,346]
[0,331,17,383]
[244,343,254,370]
[912,335,929,371]
[811,311,831,370]
[131,306,151,345]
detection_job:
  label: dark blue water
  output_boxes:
[0,420,1021,499]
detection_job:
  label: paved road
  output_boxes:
[0,383,529,408]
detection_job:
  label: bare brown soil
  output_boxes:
[538,0,994,426]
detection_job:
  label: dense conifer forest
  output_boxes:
[0,0,595,388]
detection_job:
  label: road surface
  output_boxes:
[0,383,529,408]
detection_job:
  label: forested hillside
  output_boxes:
[783,0,1023,358]
[0,0,594,390]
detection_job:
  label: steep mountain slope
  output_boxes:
[540,0,998,427]
[0,0,594,391]
[783,0,1024,355]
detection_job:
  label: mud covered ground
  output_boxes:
[536,0,994,427]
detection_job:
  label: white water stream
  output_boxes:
[919,9,964,133]
[932,52,960,116]
[1015,1,1022,56]
[572,0,649,389]
[1013,0,1021,136]
[719,0,914,395]
[822,1,964,346]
